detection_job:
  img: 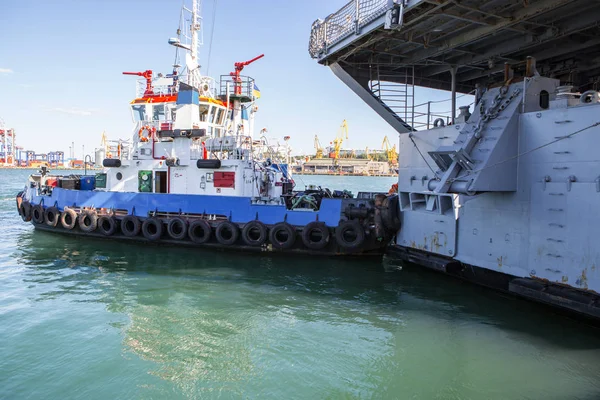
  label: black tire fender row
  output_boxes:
[380,194,400,232]
[60,208,77,230]
[19,201,32,222]
[241,221,268,246]
[188,219,212,244]
[97,215,118,236]
[78,210,98,233]
[335,220,366,251]
[44,206,60,227]
[121,215,141,237]
[142,217,163,241]
[167,217,188,240]
[269,222,296,250]
[31,204,45,224]
[15,192,24,216]
[301,221,330,250]
[215,221,239,246]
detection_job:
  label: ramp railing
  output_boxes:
[309,0,389,59]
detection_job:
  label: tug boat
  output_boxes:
[15,0,399,256]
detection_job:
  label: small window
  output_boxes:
[131,105,146,121]
[539,90,549,109]
[209,106,217,124]
[152,104,166,121]
[216,108,224,125]
[199,105,209,121]
[116,172,123,180]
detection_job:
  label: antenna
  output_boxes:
[168,0,203,88]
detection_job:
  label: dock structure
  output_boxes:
[309,0,600,319]
[0,119,16,167]
[298,158,392,176]
[309,0,600,132]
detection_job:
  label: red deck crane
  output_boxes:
[229,54,264,95]
[122,70,154,96]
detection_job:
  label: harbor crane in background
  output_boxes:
[382,135,398,166]
[331,119,348,160]
[314,135,324,158]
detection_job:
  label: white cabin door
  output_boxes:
[169,167,187,194]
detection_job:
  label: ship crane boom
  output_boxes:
[229,54,264,95]
[122,70,154,96]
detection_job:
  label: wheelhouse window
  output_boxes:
[199,104,209,122]
[216,108,224,126]
[209,106,217,124]
[131,105,146,122]
[152,104,166,121]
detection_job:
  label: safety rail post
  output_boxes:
[323,19,328,54]
[427,102,431,129]
[354,0,360,34]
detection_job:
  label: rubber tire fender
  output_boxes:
[241,221,268,246]
[60,208,77,230]
[269,222,296,250]
[44,206,60,227]
[16,192,23,216]
[20,201,32,222]
[215,221,240,246]
[31,204,45,224]
[188,219,212,244]
[142,217,163,241]
[381,195,401,232]
[301,221,330,250]
[121,215,141,237]
[167,217,188,240]
[335,220,366,251]
[78,210,98,233]
[97,216,118,236]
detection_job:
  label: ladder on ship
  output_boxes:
[369,66,416,130]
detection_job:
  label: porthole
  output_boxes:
[116,172,123,180]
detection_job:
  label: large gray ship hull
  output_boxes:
[308,0,600,319]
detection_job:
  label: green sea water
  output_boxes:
[1,169,599,399]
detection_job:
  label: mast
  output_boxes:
[188,0,202,88]
[168,0,203,89]
[191,0,199,65]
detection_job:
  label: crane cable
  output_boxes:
[409,134,438,178]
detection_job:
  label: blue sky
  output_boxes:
[0,0,469,158]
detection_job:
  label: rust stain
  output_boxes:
[497,256,503,268]
[531,274,600,295]
[431,233,441,252]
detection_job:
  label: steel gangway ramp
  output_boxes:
[309,0,600,133]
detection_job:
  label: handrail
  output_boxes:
[84,154,92,175]
[309,0,389,59]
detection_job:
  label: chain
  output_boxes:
[449,121,600,183]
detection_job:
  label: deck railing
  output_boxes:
[309,0,389,59]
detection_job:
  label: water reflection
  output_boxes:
[12,230,600,398]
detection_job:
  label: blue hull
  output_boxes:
[18,186,400,256]
[26,188,342,227]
